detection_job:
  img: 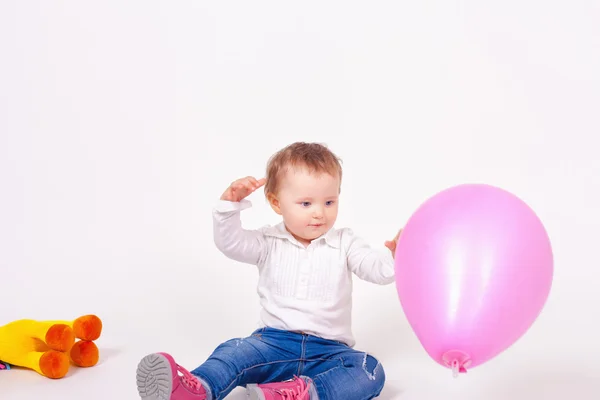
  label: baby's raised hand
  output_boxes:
[220,176,266,202]
[385,229,403,258]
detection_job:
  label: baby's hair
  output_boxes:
[264,142,343,195]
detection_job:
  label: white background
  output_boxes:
[1,1,599,399]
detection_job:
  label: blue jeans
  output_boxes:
[191,327,386,399]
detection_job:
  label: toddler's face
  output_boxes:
[269,166,340,246]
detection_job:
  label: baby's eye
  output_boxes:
[301,202,311,207]
[326,200,335,206]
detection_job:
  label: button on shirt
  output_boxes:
[213,199,396,347]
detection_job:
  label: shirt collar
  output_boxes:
[263,222,341,248]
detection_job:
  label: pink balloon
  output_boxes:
[394,184,553,376]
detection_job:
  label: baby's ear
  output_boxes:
[266,192,282,215]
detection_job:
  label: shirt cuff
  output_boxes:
[213,199,253,213]
[379,250,396,279]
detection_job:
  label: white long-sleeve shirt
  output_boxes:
[212,199,395,347]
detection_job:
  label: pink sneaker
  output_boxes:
[246,376,310,400]
[136,352,207,400]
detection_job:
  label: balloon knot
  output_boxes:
[442,350,471,378]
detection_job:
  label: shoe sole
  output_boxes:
[136,353,173,400]
[246,384,266,400]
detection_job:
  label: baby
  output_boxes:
[136,142,401,400]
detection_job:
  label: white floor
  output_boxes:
[1,312,598,400]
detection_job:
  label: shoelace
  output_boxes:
[177,364,204,392]
[274,377,310,399]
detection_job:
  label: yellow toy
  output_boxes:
[0,314,102,379]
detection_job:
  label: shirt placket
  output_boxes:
[296,246,312,299]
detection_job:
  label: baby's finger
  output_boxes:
[234,180,251,191]
[242,180,258,193]
[247,177,264,189]
[231,182,246,192]
[245,178,264,192]
[232,185,249,197]
[243,177,257,188]
[235,183,254,199]
[221,186,236,201]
